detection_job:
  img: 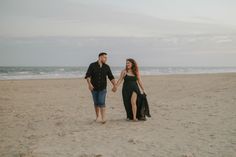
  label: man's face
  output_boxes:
[99,55,107,64]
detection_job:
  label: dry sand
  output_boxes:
[0,73,236,157]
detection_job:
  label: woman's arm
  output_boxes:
[116,70,126,88]
[137,72,145,93]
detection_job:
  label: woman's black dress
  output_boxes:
[122,75,141,119]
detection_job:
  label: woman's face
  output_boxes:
[126,60,132,69]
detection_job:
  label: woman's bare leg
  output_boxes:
[131,92,138,121]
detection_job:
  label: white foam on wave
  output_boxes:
[0,67,236,80]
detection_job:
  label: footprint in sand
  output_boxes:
[182,152,195,157]
[79,154,103,157]
[19,151,34,157]
[55,121,63,126]
[127,138,142,144]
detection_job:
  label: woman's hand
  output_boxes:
[141,89,146,94]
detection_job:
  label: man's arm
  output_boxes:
[86,77,94,91]
[107,65,116,85]
[110,79,116,86]
[85,63,94,91]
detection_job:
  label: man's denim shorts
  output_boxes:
[91,89,107,108]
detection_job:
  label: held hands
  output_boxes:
[112,85,117,92]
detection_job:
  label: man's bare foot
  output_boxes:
[94,117,99,122]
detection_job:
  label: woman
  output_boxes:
[114,58,145,121]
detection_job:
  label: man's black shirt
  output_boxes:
[85,61,114,91]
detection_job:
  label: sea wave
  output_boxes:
[0,67,236,80]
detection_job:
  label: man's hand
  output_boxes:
[88,84,94,91]
[112,86,117,92]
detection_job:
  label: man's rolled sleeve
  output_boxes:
[85,64,93,79]
[107,66,115,81]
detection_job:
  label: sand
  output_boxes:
[0,73,236,157]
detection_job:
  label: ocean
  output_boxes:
[0,66,236,80]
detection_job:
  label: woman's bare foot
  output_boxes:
[101,120,106,124]
[126,118,131,121]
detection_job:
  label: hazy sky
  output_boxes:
[0,0,236,66]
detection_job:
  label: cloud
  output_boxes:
[1,0,236,66]
[1,0,236,37]
[1,34,236,66]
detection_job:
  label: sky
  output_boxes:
[0,0,236,66]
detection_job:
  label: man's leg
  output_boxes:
[95,106,100,121]
[98,89,107,124]
[101,107,106,124]
[91,91,100,121]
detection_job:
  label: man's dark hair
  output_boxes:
[99,52,107,57]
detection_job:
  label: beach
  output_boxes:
[0,73,236,157]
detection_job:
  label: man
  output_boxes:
[85,52,116,124]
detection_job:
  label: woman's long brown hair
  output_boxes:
[126,58,139,76]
